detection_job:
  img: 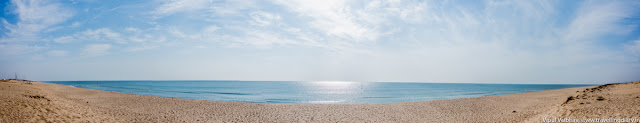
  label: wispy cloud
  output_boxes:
[83,44,112,56]
[1,0,73,41]
[248,11,280,26]
[627,40,640,57]
[52,36,74,43]
[0,0,638,83]
[564,1,638,42]
[55,28,130,44]
[0,44,44,57]
[274,0,380,42]
[47,50,68,56]
[70,22,81,28]
[152,0,213,19]
[124,45,159,52]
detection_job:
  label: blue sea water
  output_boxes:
[44,81,592,104]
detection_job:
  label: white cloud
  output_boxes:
[124,45,159,52]
[75,28,125,44]
[274,0,380,42]
[210,0,258,15]
[70,22,81,28]
[126,29,151,43]
[54,27,168,50]
[167,25,219,42]
[124,27,140,32]
[249,11,280,26]
[128,37,146,43]
[398,2,428,23]
[47,50,68,56]
[228,30,300,48]
[83,44,112,56]
[257,0,441,52]
[149,0,391,52]
[0,44,45,56]
[564,1,636,42]
[168,28,201,40]
[627,40,640,57]
[52,36,74,43]
[152,0,213,18]
[202,25,219,34]
[1,0,73,40]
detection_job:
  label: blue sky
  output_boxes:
[1,0,639,84]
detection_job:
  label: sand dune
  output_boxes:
[1,80,638,122]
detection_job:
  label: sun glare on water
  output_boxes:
[300,81,366,103]
[310,81,358,87]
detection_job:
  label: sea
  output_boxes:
[45,80,592,104]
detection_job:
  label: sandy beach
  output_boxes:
[0,80,638,123]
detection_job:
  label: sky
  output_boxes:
[0,0,639,84]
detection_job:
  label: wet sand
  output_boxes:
[1,80,638,122]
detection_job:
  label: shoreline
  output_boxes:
[1,80,638,122]
[43,80,594,104]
